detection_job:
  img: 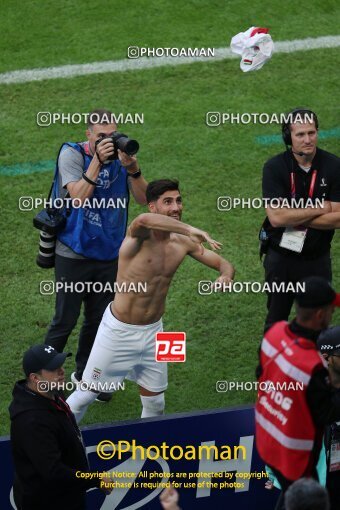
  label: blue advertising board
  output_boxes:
[1,405,279,509]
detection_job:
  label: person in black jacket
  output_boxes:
[317,327,340,510]
[261,108,340,332]
[9,344,111,510]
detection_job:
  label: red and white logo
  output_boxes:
[155,332,186,362]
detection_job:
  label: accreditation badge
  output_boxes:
[279,227,307,253]
[329,438,340,472]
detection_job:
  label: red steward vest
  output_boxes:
[255,321,326,481]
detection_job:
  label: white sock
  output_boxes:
[140,393,165,418]
[66,389,98,424]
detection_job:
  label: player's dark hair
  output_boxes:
[87,109,115,129]
[146,179,180,203]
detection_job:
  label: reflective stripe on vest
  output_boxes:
[262,338,311,385]
[255,410,314,451]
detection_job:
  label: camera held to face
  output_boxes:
[95,131,139,162]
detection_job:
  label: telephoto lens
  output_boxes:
[36,231,56,268]
[114,132,139,156]
[95,132,139,162]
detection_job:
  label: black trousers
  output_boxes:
[45,254,118,378]
[263,248,332,332]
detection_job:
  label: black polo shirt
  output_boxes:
[262,148,340,257]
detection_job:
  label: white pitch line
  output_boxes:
[0,35,339,85]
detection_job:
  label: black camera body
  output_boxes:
[33,208,66,235]
[95,131,139,161]
[33,209,67,268]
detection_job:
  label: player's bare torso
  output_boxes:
[111,230,192,325]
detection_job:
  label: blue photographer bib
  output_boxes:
[55,142,129,260]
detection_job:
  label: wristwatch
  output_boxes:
[128,169,142,179]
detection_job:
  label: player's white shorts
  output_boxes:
[82,303,167,393]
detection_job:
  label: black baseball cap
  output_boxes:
[317,327,340,356]
[295,277,340,309]
[23,344,72,376]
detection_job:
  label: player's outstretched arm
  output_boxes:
[188,242,235,284]
[129,213,222,250]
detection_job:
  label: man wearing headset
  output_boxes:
[261,108,340,332]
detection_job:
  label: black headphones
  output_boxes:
[282,108,319,146]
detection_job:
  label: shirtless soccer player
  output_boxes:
[67,179,234,423]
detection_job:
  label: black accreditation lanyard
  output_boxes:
[52,396,84,445]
